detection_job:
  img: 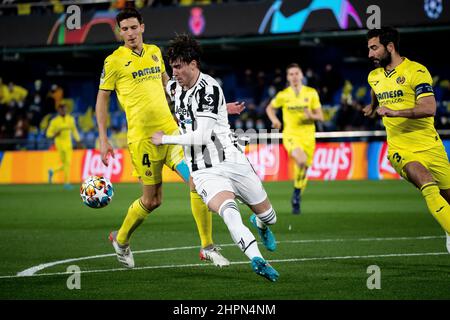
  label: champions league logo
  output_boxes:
[259,0,363,34]
[424,0,443,19]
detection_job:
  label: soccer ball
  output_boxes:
[424,0,443,19]
[80,176,114,209]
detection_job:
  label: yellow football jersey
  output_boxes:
[271,85,321,138]
[46,114,80,149]
[368,57,438,152]
[99,43,176,143]
[0,84,9,104]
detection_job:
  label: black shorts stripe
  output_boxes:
[202,145,213,168]
[211,131,225,162]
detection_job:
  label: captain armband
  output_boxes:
[415,83,434,98]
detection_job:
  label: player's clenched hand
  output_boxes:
[362,104,374,117]
[226,101,246,115]
[271,119,282,129]
[100,140,115,166]
[151,131,164,146]
[303,108,313,120]
[376,106,397,117]
[362,104,380,118]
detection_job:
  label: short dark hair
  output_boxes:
[166,34,202,67]
[116,8,143,27]
[367,27,400,52]
[286,63,302,72]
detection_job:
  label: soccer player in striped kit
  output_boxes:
[152,34,279,281]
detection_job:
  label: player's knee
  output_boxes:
[218,199,239,217]
[292,156,306,168]
[257,207,277,225]
[141,197,162,211]
[296,159,307,168]
[152,198,162,210]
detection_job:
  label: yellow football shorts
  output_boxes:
[283,135,316,167]
[56,145,73,165]
[388,144,450,189]
[128,139,184,185]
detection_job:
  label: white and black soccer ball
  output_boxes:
[424,0,443,19]
[80,175,114,209]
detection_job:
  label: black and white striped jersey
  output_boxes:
[166,72,242,172]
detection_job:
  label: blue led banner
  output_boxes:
[1,0,449,47]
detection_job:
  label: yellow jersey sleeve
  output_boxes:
[270,91,285,109]
[99,56,117,91]
[409,64,434,100]
[0,85,10,104]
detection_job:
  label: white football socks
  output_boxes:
[219,199,263,260]
[255,206,277,229]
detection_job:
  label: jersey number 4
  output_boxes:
[142,154,151,167]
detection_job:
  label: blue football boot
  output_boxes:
[251,257,279,282]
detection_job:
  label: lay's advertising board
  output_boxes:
[368,142,401,180]
[0,141,448,184]
[0,149,182,184]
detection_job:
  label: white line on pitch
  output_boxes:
[14,236,444,279]
[11,235,448,277]
[7,234,446,278]
[0,236,444,279]
[0,252,447,280]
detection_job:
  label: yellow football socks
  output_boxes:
[294,165,308,190]
[63,163,70,183]
[190,191,213,248]
[117,198,150,245]
[421,183,450,233]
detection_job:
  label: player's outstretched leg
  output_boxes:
[250,212,277,252]
[109,230,135,268]
[218,199,279,281]
[199,245,230,267]
[251,257,279,282]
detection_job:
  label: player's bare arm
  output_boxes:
[162,71,170,88]
[377,96,436,118]
[304,108,324,121]
[363,89,379,117]
[266,103,282,129]
[95,89,115,166]
[161,71,175,112]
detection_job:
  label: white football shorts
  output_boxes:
[192,160,267,206]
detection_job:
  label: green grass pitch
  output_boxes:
[0,180,449,300]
